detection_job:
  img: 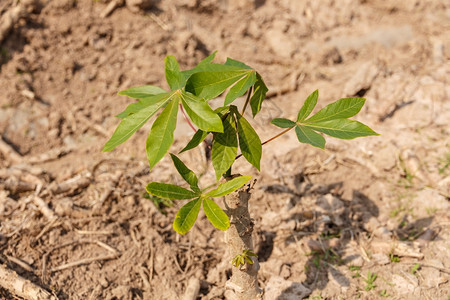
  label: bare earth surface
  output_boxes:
[0,0,449,299]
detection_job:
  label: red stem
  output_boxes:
[235,126,294,160]
[180,104,196,133]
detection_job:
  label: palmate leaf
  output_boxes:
[186,68,249,101]
[165,55,186,91]
[271,118,296,128]
[224,57,252,69]
[203,198,230,231]
[116,100,148,119]
[180,129,208,153]
[304,119,378,140]
[305,97,365,123]
[103,92,173,152]
[173,198,201,235]
[235,111,262,170]
[146,182,198,200]
[180,91,223,132]
[116,92,169,119]
[297,90,318,121]
[250,73,268,117]
[146,96,179,170]
[181,51,218,79]
[206,176,252,197]
[224,71,257,105]
[295,125,326,149]
[118,85,167,99]
[211,115,238,180]
[271,92,378,149]
[170,153,200,192]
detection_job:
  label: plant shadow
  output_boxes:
[261,177,439,299]
[259,174,438,298]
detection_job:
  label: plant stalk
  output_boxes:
[235,126,294,160]
[241,87,253,115]
[224,179,262,300]
[179,104,197,133]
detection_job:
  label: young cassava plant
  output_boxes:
[103,51,378,299]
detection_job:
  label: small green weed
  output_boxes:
[380,289,389,297]
[364,271,377,291]
[389,253,400,263]
[349,265,361,271]
[410,263,420,275]
[438,152,450,175]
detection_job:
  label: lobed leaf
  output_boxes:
[181,91,223,132]
[146,97,179,170]
[180,129,208,153]
[297,90,318,121]
[118,85,167,99]
[295,125,326,149]
[206,176,252,197]
[203,198,230,231]
[103,92,172,152]
[305,97,366,123]
[182,51,218,79]
[211,115,238,180]
[170,153,200,192]
[146,182,198,200]
[224,57,252,69]
[186,70,248,100]
[224,71,257,105]
[173,198,201,235]
[235,111,262,170]
[165,55,186,91]
[304,119,379,140]
[115,93,169,119]
[116,100,147,119]
[271,118,296,128]
[250,73,268,117]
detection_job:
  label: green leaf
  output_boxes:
[295,125,326,149]
[211,115,238,180]
[180,91,223,132]
[115,93,170,119]
[103,92,172,152]
[116,100,147,119]
[186,70,248,100]
[305,97,366,123]
[297,90,318,121]
[165,55,186,91]
[224,57,252,69]
[250,73,268,117]
[304,119,379,140]
[146,96,179,170]
[170,153,199,192]
[118,85,167,99]
[203,198,230,231]
[271,118,296,128]
[182,51,218,79]
[235,111,262,170]
[206,176,252,197]
[198,51,218,66]
[180,130,208,153]
[173,198,201,235]
[146,182,198,199]
[244,256,253,264]
[224,71,257,105]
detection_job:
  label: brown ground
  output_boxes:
[0,0,449,299]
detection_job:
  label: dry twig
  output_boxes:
[100,0,124,18]
[0,264,57,300]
